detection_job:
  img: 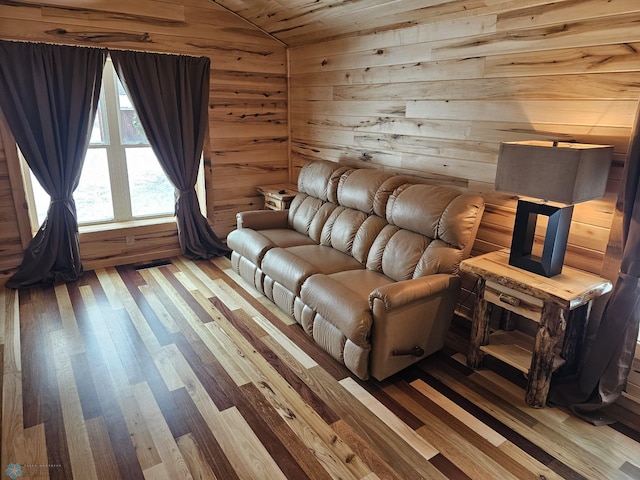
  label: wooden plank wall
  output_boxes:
[0,0,288,282]
[0,117,24,285]
[288,0,640,293]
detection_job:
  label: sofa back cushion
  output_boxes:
[298,160,349,201]
[337,168,392,213]
[289,161,347,242]
[379,184,484,279]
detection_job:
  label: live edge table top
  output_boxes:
[459,250,613,311]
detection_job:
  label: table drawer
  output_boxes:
[264,194,294,211]
[484,281,543,322]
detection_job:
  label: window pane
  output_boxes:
[30,173,50,227]
[126,147,175,217]
[117,77,148,145]
[75,149,114,223]
[89,99,108,144]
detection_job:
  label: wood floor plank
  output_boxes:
[132,382,193,480]
[50,329,98,480]
[3,256,638,479]
[353,377,425,431]
[53,284,85,356]
[1,291,23,475]
[85,416,122,480]
[251,313,318,369]
[331,419,404,480]
[176,433,220,480]
[154,265,218,324]
[168,344,287,480]
[142,462,173,480]
[429,453,472,480]
[468,367,640,471]
[410,378,507,447]
[78,285,135,397]
[138,285,181,334]
[26,287,72,480]
[172,392,238,480]
[118,394,162,472]
[214,301,341,425]
[19,300,44,429]
[70,352,103,421]
[240,381,334,480]
[419,359,612,479]
[0,287,7,344]
[22,423,51,480]
[304,365,458,478]
[172,331,234,411]
[194,301,371,479]
[339,377,439,461]
[386,380,541,480]
[115,265,173,347]
[97,269,191,438]
[66,284,146,480]
[172,257,217,298]
[164,286,318,480]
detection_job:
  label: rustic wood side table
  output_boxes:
[460,250,612,407]
[256,183,298,211]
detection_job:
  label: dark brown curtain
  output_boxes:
[549,100,640,423]
[110,50,229,259]
[0,41,106,288]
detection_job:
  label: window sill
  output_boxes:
[78,217,177,242]
[79,216,175,235]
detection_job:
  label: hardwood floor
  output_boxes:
[1,256,639,479]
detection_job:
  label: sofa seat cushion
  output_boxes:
[227,227,317,266]
[262,245,363,295]
[301,269,393,347]
[259,228,317,248]
[286,245,363,274]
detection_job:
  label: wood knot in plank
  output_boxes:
[45,28,152,44]
[258,381,275,395]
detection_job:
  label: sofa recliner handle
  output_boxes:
[392,346,425,357]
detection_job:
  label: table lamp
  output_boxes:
[495,140,613,277]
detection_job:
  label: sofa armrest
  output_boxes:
[236,209,289,230]
[369,274,461,311]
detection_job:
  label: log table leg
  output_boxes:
[525,302,566,407]
[467,279,492,369]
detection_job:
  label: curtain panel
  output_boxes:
[110,50,229,259]
[549,100,640,423]
[0,40,106,288]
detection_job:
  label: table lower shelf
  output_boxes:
[479,330,565,375]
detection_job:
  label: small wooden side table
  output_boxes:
[460,250,612,407]
[256,183,298,211]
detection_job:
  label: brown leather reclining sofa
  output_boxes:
[227,160,485,381]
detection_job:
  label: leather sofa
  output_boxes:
[227,160,485,380]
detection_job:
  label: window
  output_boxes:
[24,57,176,228]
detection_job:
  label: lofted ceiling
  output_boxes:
[211,0,497,47]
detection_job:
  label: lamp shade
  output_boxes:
[495,141,613,204]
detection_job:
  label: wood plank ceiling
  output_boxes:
[212,0,493,46]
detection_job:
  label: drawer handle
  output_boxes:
[498,293,521,307]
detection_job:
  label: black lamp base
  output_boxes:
[509,199,573,277]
